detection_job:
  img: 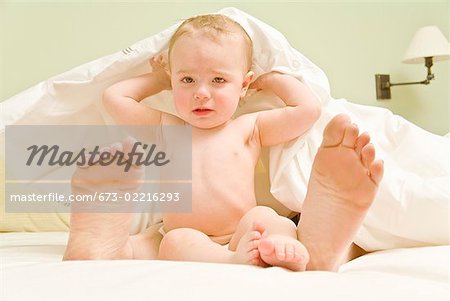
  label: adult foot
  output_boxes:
[63,139,144,260]
[297,114,384,271]
[258,232,309,271]
[63,213,135,260]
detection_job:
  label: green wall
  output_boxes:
[1,0,449,134]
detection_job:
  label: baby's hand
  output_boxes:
[149,55,171,90]
[249,71,283,91]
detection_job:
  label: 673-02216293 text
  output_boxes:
[9,192,181,203]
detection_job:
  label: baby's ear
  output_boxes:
[241,71,254,97]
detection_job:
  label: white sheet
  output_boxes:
[1,7,449,251]
[1,232,449,300]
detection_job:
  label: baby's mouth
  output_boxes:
[192,108,213,115]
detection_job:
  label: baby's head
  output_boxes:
[168,14,253,72]
[167,14,254,129]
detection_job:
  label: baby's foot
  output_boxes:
[258,233,309,271]
[233,228,264,266]
[298,114,384,271]
[63,138,144,260]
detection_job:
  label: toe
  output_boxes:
[249,236,260,250]
[294,250,302,263]
[249,249,259,259]
[275,243,286,261]
[322,114,351,147]
[285,244,294,262]
[355,132,371,157]
[342,123,360,148]
[258,238,274,256]
[123,137,142,161]
[123,136,137,150]
[110,142,123,155]
[361,143,376,168]
[297,244,309,264]
[100,146,111,153]
[250,230,262,241]
[369,160,384,185]
[293,244,302,262]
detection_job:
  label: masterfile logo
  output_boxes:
[25,142,170,172]
[5,125,192,213]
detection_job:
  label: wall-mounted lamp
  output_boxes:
[375,26,450,100]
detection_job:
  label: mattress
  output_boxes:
[1,232,449,300]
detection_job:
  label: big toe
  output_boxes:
[258,238,275,257]
[322,114,351,147]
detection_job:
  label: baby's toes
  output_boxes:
[293,245,304,263]
[249,248,259,259]
[248,249,261,265]
[110,142,123,155]
[295,243,309,264]
[284,244,295,262]
[249,238,260,251]
[275,243,286,261]
[247,231,261,250]
[249,230,262,241]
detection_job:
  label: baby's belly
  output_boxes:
[163,195,256,236]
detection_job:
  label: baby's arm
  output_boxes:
[103,57,171,125]
[252,72,321,146]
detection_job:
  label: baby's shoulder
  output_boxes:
[231,112,260,139]
[160,112,185,126]
[233,111,259,125]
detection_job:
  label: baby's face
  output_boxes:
[169,33,253,129]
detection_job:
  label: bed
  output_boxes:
[1,7,449,300]
[2,231,449,300]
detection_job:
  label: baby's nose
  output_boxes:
[194,85,211,101]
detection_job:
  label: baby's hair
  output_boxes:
[168,14,253,71]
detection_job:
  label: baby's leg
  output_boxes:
[229,206,309,271]
[158,228,261,265]
[297,114,384,271]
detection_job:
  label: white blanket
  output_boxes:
[1,7,449,251]
[1,232,449,300]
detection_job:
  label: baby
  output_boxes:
[64,14,384,272]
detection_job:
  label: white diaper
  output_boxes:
[158,225,167,237]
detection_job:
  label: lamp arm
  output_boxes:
[384,57,435,88]
[388,79,430,87]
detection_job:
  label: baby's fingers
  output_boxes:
[149,56,159,69]
[249,78,262,91]
[150,55,166,69]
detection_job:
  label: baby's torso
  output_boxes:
[163,114,260,236]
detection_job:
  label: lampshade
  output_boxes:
[402,25,450,64]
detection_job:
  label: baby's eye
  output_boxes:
[212,77,225,84]
[181,77,194,83]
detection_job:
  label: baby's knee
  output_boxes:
[158,228,203,260]
[159,228,184,259]
[244,205,278,221]
[243,206,296,232]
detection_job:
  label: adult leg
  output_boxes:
[64,139,157,260]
